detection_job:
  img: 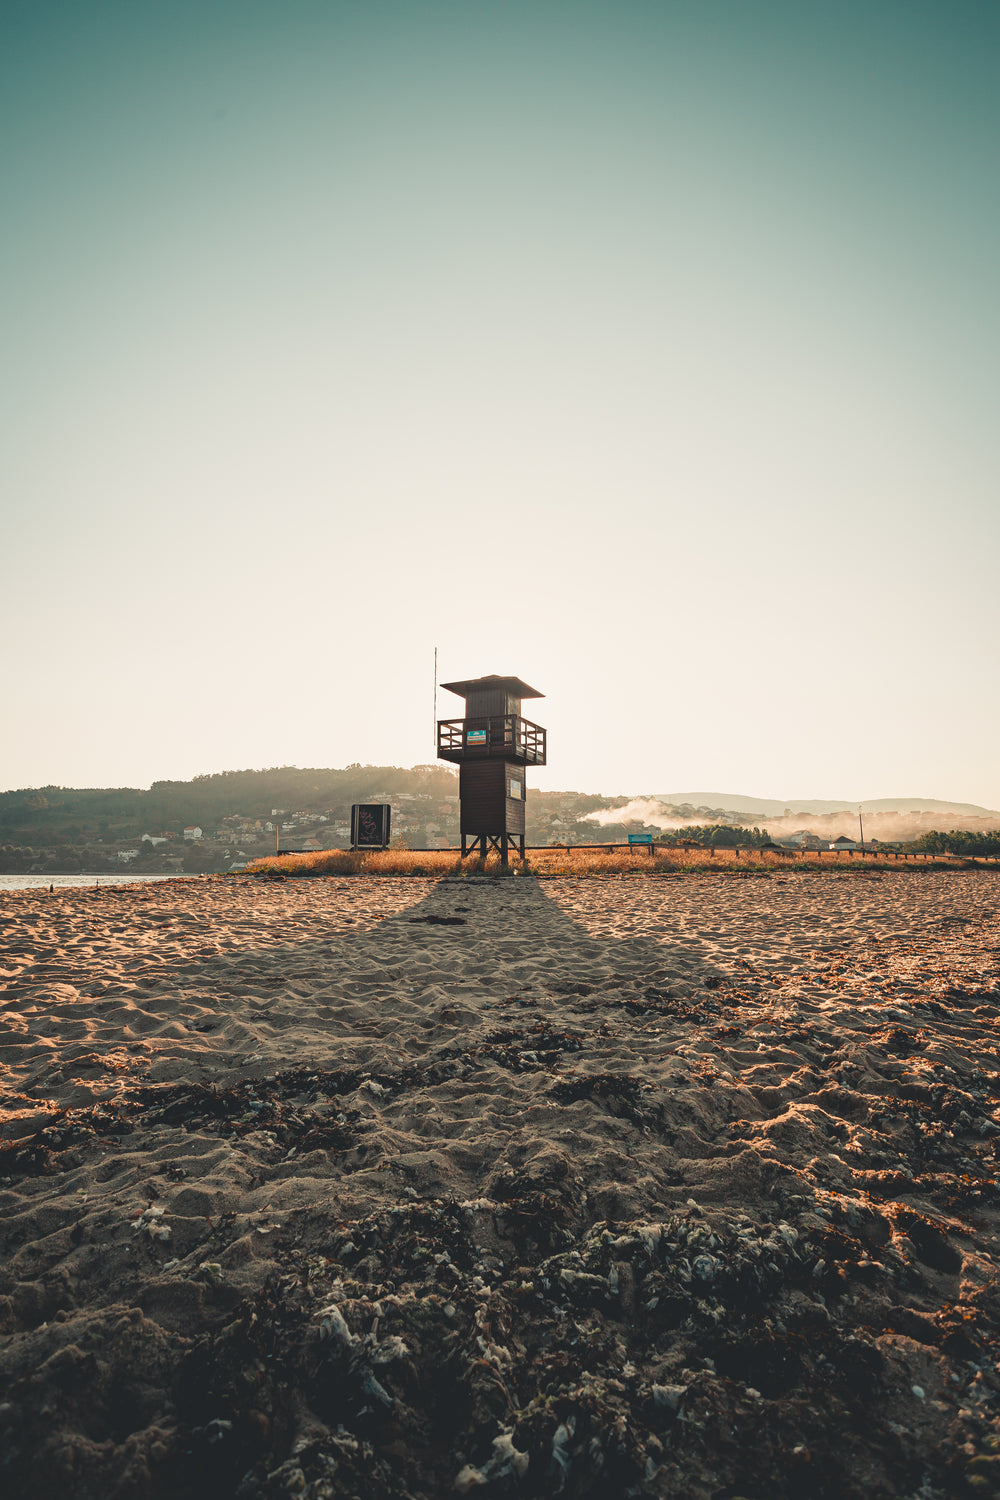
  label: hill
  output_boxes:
[655,793,1000,818]
[0,765,459,846]
[0,766,461,874]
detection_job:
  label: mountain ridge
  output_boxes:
[654,794,1000,818]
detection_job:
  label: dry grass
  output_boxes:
[245,845,977,879]
[245,849,461,878]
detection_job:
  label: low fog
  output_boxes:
[761,810,1000,844]
[583,798,712,832]
[583,799,1000,844]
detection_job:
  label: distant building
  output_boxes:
[183,826,203,841]
[829,836,858,851]
[117,849,139,863]
[141,834,168,846]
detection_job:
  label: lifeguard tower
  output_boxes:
[436,674,547,865]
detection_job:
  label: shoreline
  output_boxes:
[5,842,997,889]
[0,873,199,892]
[5,858,993,893]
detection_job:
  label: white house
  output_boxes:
[829,836,858,851]
[782,830,823,850]
[183,826,203,841]
[141,834,167,846]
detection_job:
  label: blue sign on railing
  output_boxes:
[628,833,654,845]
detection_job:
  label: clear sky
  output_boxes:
[3,1,998,805]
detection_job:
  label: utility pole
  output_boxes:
[858,805,865,851]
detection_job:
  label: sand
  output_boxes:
[2,869,1000,1498]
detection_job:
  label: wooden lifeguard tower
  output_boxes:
[436,674,547,865]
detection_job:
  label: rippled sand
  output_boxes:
[1,870,999,1498]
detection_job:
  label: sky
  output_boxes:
[2,0,998,806]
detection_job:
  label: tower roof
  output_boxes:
[440,674,544,700]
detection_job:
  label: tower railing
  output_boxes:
[437,714,547,766]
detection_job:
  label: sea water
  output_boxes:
[0,873,198,892]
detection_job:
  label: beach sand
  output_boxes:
[2,869,1000,1497]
